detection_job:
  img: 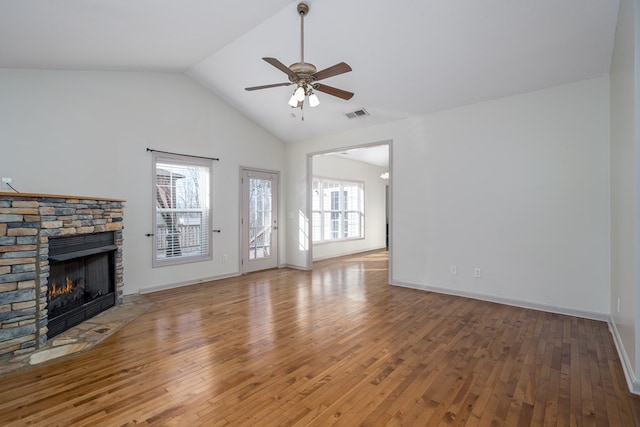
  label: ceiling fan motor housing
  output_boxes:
[289,62,317,84]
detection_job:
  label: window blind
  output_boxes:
[152,152,212,266]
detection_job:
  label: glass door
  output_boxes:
[241,169,279,273]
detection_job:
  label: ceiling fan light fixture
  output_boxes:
[288,94,299,107]
[294,86,306,102]
[308,92,320,107]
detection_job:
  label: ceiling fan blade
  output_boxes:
[245,82,292,91]
[314,83,354,100]
[312,62,352,81]
[263,57,296,79]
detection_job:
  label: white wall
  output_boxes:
[312,153,387,260]
[610,0,640,393]
[286,77,610,317]
[0,68,614,328]
[0,69,285,294]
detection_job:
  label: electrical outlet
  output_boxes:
[222,254,228,262]
[1,178,12,189]
[450,265,457,275]
[474,268,482,278]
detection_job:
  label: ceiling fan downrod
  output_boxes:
[298,2,309,64]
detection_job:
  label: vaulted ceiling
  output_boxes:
[0,0,620,145]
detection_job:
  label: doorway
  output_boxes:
[241,168,279,273]
[307,141,392,273]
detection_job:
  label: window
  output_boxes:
[152,152,212,266]
[312,178,364,242]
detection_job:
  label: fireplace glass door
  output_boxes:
[48,253,112,320]
[47,232,117,338]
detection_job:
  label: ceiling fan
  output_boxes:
[245,2,354,111]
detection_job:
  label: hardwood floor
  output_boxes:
[1,250,639,426]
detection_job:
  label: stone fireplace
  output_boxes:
[0,193,124,359]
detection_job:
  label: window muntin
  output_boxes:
[153,153,212,266]
[312,178,364,242]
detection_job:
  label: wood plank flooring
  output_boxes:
[1,250,639,426]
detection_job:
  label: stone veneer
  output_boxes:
[0,192,125,359]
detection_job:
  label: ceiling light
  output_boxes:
[294,86,305,102]
[288,94,299,107]
[308,92,320,107]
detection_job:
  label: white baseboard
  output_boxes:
[139,272,240,294]
[390,279,609,322]
[280,263,311,271]
[608,316,640,395]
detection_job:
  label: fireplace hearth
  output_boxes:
[47,232,117,337]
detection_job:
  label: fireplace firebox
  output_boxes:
[47,232,117,337]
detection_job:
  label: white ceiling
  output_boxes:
[0,0,292,71]
[327,144,390,169]
[0,0,620,152]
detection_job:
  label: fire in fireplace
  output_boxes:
[48,274,84,316]
[47,232,117,338]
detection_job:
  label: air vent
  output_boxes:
[345,108,369,119]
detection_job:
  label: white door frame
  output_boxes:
[240,167,280,274]
[305,140,393,280]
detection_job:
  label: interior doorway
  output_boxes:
[307,141,392,274]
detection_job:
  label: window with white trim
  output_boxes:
[152,152,212,266]
[312,178,364,242]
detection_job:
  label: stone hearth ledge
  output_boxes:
[0,191,127,202]
[0,294,153,378]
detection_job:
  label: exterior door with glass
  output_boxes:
[241,169,279,273]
